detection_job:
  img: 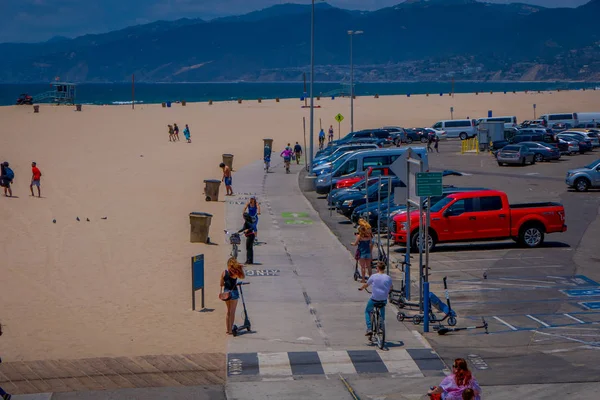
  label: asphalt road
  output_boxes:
[302,140,600,386]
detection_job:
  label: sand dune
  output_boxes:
[1,90,599,361]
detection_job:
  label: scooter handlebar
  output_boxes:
[237,282,250,286]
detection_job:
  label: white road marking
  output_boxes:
[435,256,543,263]
[430,265,564,274]
[257,352,293,376]
[317,351,357,375]
[378,349,423,377]
[535,331,600,347]
[527,315,551,328]
[493,316,518,331]
[468,281,554,289]
[499,278,557,284]
[412,330,432,349]
[564,314,586,324]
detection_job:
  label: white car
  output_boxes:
[424,128,448,141]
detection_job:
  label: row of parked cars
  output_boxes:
[313,137,569,251]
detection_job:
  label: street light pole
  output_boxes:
[348,30,363,134]
[309,1,316,173]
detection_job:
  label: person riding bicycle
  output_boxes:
[280,147,293,173]
[359,261,393,339]
[318,128,326,149]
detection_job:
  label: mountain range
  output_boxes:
[1,0,599,83]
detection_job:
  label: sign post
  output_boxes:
[335,113,344,139]
[533,103,537,119]
[191,254,205,310]
[415,172,443,332]
[450,106,454,120]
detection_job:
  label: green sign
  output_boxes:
[284,219,313,225]
[335,113,344,123]
[281,212,309,218]
[416,172,443,197]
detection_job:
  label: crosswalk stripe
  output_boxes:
[317,350,357,375]
[347,350,388,374]
[378,349,423,377]
[257,352,292,376]
[526,314,551,328]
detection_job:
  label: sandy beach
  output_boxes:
[1,90,599,362]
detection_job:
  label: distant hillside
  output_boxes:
[1,1,599,83]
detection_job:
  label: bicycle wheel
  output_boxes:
[232,244,238,259]
[370,312,376,342]
[377,313,385,350]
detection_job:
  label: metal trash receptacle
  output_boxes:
[166,101,172,108]
[76,104,82,111]
[204,179,221,202]
[189,212,213,243]
[222,154,234,171]
[33,105,40,113]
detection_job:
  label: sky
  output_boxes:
[0,0,591,43]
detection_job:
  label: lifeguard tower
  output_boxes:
[32,82,77,105]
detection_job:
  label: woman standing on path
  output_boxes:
[243,197,261,237]
[352,220,374,283]
[428,358,482,400]
[220,258,245,335]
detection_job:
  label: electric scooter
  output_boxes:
[232,282,251,337]
[435,317,489,336]
[396,277,457,326]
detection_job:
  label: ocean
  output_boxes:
[1,81,599,106]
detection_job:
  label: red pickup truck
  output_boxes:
[391,190,567,250]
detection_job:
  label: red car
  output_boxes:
[391,190,567,250]
[335,167,391,189]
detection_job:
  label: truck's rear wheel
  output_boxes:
[459,133,467,140]
[410,230,436,252]
[519,224,545,248]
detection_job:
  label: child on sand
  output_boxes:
[183,124,191,143]
[30,162,42,197]
[220,163,233,196]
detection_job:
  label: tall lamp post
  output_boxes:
[348,30,363,134]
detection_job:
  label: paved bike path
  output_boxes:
[224,158,441,380]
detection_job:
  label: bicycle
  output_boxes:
[283,158,291,174]
[224,230,241,259]
[264,156,271,173]
[359,288,386,350]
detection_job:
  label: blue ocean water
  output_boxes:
[1,81,599,106]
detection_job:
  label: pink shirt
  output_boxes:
[440,374,481,400]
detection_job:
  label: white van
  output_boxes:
[476,116,518,129]
[432,119,477,140]
[540,113,579,128]
[574,112,600,125]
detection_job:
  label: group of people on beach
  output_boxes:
[167,123,191,143]
[0,161,42,198]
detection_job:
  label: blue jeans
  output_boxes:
[365,299,387,330]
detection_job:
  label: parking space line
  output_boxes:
[564,314,586,324]
[434,256,543,263]
[493,316,518,331]
[526,315,551,328]
[430,265,564,274]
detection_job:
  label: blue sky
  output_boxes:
[0,0,591,43]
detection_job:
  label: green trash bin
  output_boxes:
[189,212,213,243]
[222,154,234,171]
[204,179,221,202]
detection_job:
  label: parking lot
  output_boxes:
[302,140,600,386]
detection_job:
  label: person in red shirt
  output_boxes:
[30,162,42,197]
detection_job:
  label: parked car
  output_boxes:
[565,159,600,192]
[511,132,556,147]
[519,120,545,128]
[519,142,561,162]
[476,116,518,129]
[496,145,536,166]
[380,126,408,145]
[391,190,567,250]
[334,166,391,189]
[557,133,593,153]
[575,122,600,129]
[16,93,33,105]
[403,128,428,144]
[335,177,403,217]
[431,119,477,140]
[312,152,353,176]
[551,122,573,132]
[569,129,600,148]
[314,143,378,164]
[327,176,382,206]
[328,129,394,148]
[557,138,580,155]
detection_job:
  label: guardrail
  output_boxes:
[461,137,479,154]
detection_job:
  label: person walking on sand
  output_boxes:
[173,123,180,141]
[220,162,233,196]
[328,125,334,142]
[352,222,374,283]
[183,124,191,143]
[30,162,42,197]
[294,142,303,164]
[1,162,14,197]
[168,124,174,142]
[220,257,245,335]
[428,358,482,400]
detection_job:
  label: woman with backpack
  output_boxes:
[428,358,481,400]
[1,162,14,197]
[219,257,245,335]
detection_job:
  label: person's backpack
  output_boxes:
[5,167,14,181]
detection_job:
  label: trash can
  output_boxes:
[182,100,186,106]
[162,102,166,108]
[189,212,213,243]
[204,179,221,202]
[263,138,274,151]
[33,105,40,113]
[76,104,82,111]
[166,101,172,108]
[222,154,234,171]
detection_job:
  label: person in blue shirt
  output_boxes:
[318,129,326,149]
[359,261,393,338]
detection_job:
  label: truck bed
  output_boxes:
[510,202,562,209]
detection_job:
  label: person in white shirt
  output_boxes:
[359,261,393,338]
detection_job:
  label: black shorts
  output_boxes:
[0,180,10,188]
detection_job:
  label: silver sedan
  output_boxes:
[497,145,536,166]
